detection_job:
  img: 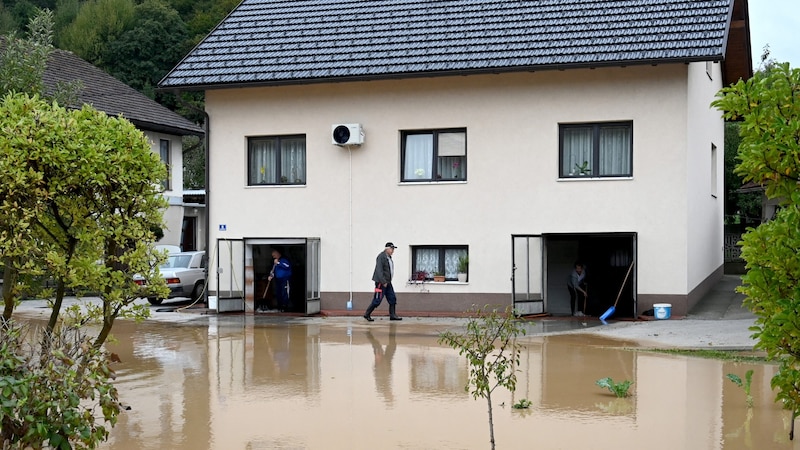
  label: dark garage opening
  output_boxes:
[253,244,306,313]
[546,233,636,318]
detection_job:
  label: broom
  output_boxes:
[599,261,635,322]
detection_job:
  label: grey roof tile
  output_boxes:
[43,49,203,136]
[160,0,738,89]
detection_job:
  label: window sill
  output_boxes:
[246,184,307,188]
[399,180,467,185]
[557,176,633,182]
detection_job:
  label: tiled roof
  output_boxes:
[42,49,203,136]
[160,0,746,90]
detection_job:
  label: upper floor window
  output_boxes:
[559,122,632,178]
[248,135,306,185]
[402,129,466,182]
[159,139,171,190]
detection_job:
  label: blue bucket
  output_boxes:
[653,303,672,320]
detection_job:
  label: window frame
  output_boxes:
[558,121,633,179]
[411,245,468,281]
[159,139,171,190]
[401,128,467,182]
[247,134,307,186]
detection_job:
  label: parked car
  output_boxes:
[136,251,206,305]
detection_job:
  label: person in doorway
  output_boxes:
[567,262,588,317]
[364,242,402,321]
[269,248,292,312]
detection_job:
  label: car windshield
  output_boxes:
[160,255,192,269]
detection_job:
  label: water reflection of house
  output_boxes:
[408,350,468,399]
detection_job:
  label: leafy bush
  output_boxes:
[727,370,754,407]
[0,320,121,449]
[596,377,633,398]
[512,398,532,409]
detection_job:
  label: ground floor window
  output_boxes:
[412,245,467,281]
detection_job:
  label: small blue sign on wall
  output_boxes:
[219,224,227,231]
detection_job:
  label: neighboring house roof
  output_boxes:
[736,181,764,193]
[42,49,203,136]
[159,0,752,91]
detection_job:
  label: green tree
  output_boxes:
[58,0,135,66]
[439,305,526,450]
[183,134,205,189]
[1,8,62,320]
[724,121,761,225]
[0,92,170,337]
[712,63,800,431]
[0,7,52,95]
[0,4,17,34]
[103,0,188,97]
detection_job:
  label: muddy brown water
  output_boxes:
[21,316,798,449]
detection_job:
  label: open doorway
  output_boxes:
[215,237,320,314]
[545,233,636,318]
[252,243,307,313]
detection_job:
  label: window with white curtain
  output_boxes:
[559,122,632,178]
[159,139,171,190]
[402,129,466,182]
[412,246,468,281]
[248,135,306,185]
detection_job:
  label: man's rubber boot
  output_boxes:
[389,304,402,321]
[363,304,376,322]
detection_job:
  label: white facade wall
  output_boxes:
[204,63,720,310]
[685,62,726,293]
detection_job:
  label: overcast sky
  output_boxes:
[748,0,800,68]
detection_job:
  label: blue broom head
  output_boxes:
[599,306,616,321]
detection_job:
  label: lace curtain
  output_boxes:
[598,126,630,176]
[249,137,306,184]
[415,248,468,279]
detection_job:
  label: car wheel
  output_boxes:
[191,281,204,302]
[147,297,164,306]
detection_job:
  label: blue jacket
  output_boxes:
[272,257,292,280]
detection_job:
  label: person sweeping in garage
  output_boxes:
[268,248,292,312]
[567,261,588,317]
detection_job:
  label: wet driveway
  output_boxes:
[57,313,790,450]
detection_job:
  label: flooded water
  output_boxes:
[27,315,800,449]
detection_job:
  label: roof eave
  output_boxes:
[158,57,723,92]
[128,118,204,137]
[721,0,753,86]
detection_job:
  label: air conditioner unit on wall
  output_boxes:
[331,124,364,146]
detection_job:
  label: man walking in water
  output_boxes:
[364,242,402,321]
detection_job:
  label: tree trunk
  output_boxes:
[486,392,495,450]
[46,279,66,334]
[2,261,17,322]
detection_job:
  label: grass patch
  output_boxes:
[642,348,769,363]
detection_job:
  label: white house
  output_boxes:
[159,0,752,317]
[43,49,206,252]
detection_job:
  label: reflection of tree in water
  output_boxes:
[366,325,396,405]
